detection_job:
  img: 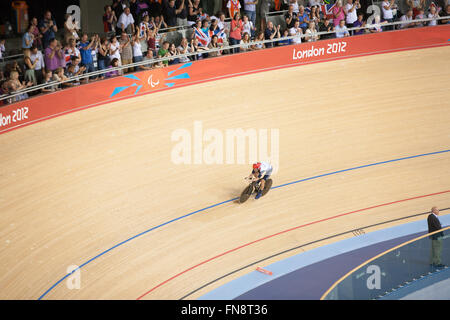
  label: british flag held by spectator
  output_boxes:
[209,28,226,44]
[321,3,336,20]
[195,27,210,46]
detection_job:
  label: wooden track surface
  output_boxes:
[0,46,449,300]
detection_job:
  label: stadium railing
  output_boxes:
[321,226,450,300]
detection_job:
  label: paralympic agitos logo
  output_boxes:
[109,62,192,98]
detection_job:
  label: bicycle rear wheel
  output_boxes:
[261,179,273,197]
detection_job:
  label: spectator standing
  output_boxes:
[30,46,45,85]
[242,15,256,38]
[332,0,345,27]
[163,0,181,27]
[427,207,445,268]
[117,7,136,35]
[29,17,43,49]
[289,19,303,44]
[39,10,58,50]
[104,5,118,34]
[188,0,203,25]
[22,25,35,50]
[23,49,37,86]
[132,30,145,68]
[56,41,67,70]
[289,0,300,13]
[64,38,81,66]
[344,0,360,30]
[97,38,111,77]
[64,13,80,44]
[381,0,395,29]
[309,5,321,29]
[79,34,97,77]
[120,32,134,73]
[285,5,298,29]
[229,12,243,53]
[44,39,62,72]
[297,6,310,32]
[243,0,258,27]
[227,0,242,19]
[335,19,350,37]
[0,39,5,60]
[176,0,189,26]
[259,0,272,31]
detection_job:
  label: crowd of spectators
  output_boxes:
[0,0,449,105]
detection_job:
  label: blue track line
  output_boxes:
[37,149,450,300]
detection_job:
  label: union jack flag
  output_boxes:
[209,28,226,44]
[320,3,336,20]
[194,27,210,46]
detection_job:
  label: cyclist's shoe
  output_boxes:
[255,191,262,199]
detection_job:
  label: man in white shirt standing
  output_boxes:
[117,7,135,35]
[244,0,258,27]
[30,45,45,85]
[344,0,361,31]
[381,0,396,30]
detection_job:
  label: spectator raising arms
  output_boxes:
[285,5,298,29]
[332,0,345,27]
[79,34,98,77]
[103,5,118,34]
[64,13,80,44]
[265,21,281,48]
[344,0,361,29]
[29,17,43,49]
[44,38,62,72]
[297,6,310,32]
[39,10,58,49]
[22,25,35,50]
[119,32,133,73]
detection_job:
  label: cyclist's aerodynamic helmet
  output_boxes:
[253,162,261,170]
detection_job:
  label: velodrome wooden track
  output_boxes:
[0,45,449,300]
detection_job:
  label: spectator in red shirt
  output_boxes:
[103,5,118,34]
[229,12,243,53]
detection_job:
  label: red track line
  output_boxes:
[136,189,450,300]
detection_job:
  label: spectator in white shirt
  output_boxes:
[117,7,135,35]
[381,0,396,30]
[400,9,416,28]
[30,46,45,85]
[344,0,360,29]
[289,19,303,44]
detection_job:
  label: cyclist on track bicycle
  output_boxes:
[248,161,273,199]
